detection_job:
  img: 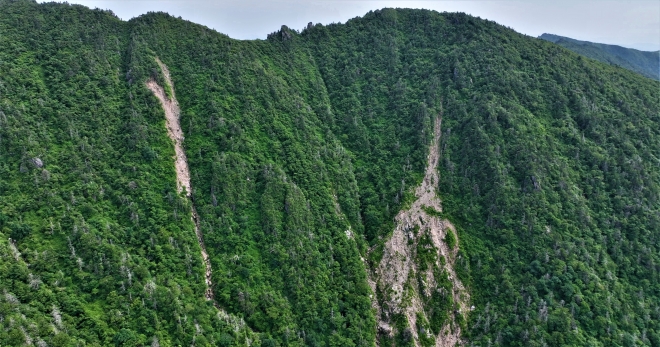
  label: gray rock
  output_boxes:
[280,25,293,41]
[31,157,43,168]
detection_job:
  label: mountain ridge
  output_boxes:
[0,2,659,346]
[539,33,660,80]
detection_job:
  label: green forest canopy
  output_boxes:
[0,1,659,346]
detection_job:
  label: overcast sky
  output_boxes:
[38,0,660,51]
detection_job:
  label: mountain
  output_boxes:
[1,1,659,346]
[539,33,660,80]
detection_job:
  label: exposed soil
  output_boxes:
[145,58,217,305]
[145,58,191,196]
[372,115,470,346]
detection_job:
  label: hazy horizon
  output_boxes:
[36,0,660,52]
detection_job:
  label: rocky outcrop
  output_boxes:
[372,115,469,346]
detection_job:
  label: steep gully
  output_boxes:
[145,58,217,307]
[370,114,470,346]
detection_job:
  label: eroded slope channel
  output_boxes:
[373,115,470,346]
[145,58,216,304]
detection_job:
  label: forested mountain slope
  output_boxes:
[539,33,660,80]
[0,1,659,346]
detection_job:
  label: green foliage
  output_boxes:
[427,269,453,335]
[415,312,435,347]
[0,3,659,347]
[421,205,442,217]
[0,1,254,345]
[303,8,660,346]
[444,229,456,250]
[415,233,437,271]
[128,12,375,346]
